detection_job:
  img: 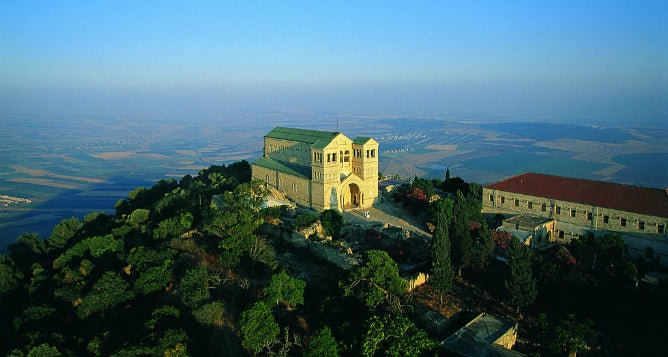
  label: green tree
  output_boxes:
[193,301,225,326]
[153,217,185,240]
[362,314,435,357]
[128,208,150,228]
[27,343,61,357]
[306,327,338,357]
[178,267,210,308]
[264,271,306,310]
[450,191,472,276]
[8,232,45,273]
[205,182,266,267]
[505,237,537,312]
[239,301,280,355]
[47,217,81,250]
[429,200,454,304]
[77,271,135,318]
[596,232,625,267]
[134,264,172,295]
[537,313,595,356]
[469,220,494,274]
[343,250,408,312]
[320,209,344,239]
[0,255,23,296]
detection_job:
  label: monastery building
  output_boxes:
[252,127,379,211]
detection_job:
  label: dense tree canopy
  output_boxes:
[264,271,306,311]
[343,250,408,312]
[239,301,280,355]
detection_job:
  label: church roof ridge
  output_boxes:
[266,127,339,146]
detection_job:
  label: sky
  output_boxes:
[1,1,666,124]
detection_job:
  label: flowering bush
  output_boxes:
[555,246,577,265]
[493,231,513,249]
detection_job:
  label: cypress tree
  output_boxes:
[430,200,454,304]
[505,237,537,313]
[450,191,472,277]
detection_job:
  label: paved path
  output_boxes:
[342,206,432,238]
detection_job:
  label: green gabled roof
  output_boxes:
[253,157,312,180]
[352,137,373,145]
[266,127,339,146]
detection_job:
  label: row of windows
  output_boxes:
[265,175,299,192]
[494,194,666,234]
[313,150,352,164]
[496,195,548,212]
[314,149,375,163]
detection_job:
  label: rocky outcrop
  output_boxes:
[261,221,358,269]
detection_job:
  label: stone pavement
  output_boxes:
[342,206,432,238]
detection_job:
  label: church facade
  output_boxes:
[251,127,379,211]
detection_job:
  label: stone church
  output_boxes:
[252,127,379,211]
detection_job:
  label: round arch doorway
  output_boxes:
[349,183,361,208]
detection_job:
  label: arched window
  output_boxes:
[344,150,350,162]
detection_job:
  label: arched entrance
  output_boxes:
[349,183,361,208]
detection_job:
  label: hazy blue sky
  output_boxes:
[1,1,666,123]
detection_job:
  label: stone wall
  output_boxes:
[252,165,312,207]
[405,272,428,292]
[483,187,668,237]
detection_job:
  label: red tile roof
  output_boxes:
[486,173,668,218]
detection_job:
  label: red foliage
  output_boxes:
[555,246,577,265]
[468,220,482,231]
[492,231,513,249]
[406,187,427,201]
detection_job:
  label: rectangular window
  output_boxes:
[514,199,519,207]
[638,221,645,230]
[658,224,665,234]
[541,203,546,212]
[501,196,505,204]
[489,194,494,202]
[528,202,533,209]
[332,153,337,162]
[558,230,564,239]
[570,209,576,218]
[327,153,331,162]
[292,182,297,192]
[620,218,627,227]
[603,215,609,224]
[371,149,375,158]
[366,150,370,158]
[556,206,561,215]
[586,212,592,221]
